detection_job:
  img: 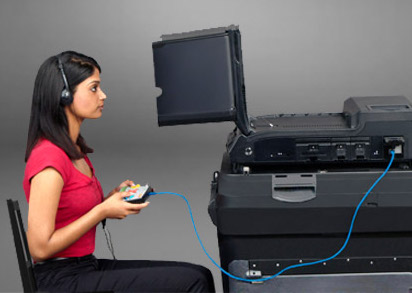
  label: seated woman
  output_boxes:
[23,51,215,292]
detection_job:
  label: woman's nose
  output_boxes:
[99,89,107,100]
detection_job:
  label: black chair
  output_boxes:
[7,199,114,293]
[7,199,37,293]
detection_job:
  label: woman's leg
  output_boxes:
[75,259,215,292]
[35,255,215,292]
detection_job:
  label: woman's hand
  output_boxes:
[99,190,150,219]
[105,179,135,199]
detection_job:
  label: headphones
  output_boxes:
[57,55,73,105]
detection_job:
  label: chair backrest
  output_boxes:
[7,199,37,293]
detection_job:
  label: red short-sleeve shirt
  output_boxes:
[23,139,104,258]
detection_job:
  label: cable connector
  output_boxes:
[384,137,404,155]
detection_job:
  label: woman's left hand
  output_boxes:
[105,179,135,199]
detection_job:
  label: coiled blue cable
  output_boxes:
[150,150,396,283]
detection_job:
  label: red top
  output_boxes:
[23,139,104,258]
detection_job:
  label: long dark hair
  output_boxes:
[25,51,102,162]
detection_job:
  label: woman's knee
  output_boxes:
[179,264,215,292]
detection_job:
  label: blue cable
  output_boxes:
[150,150,396,283]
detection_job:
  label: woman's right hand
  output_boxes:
[99,190,150,219]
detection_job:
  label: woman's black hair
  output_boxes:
[25,51,102,162]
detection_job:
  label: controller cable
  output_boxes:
[102,219,116,260]
[150,150,396,283]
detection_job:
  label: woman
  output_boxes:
[23,51,215,292]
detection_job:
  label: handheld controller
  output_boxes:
[121,184,153,204]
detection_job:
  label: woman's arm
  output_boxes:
[27,167,148,262]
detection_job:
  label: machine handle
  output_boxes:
[272,174,317,203]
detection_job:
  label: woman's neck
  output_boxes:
[65,108,83,144]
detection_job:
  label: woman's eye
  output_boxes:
[91,86,97,92]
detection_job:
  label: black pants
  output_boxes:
[34,255,215,292]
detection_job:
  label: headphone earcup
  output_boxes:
[60,89,73,105]
[57,55,73,106]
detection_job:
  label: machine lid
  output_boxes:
[152,25,252,136]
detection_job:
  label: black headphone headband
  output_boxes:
[57,55,73,105]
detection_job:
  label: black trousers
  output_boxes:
[34,255,215,292]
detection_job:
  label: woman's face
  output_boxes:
[68,67,107,120]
